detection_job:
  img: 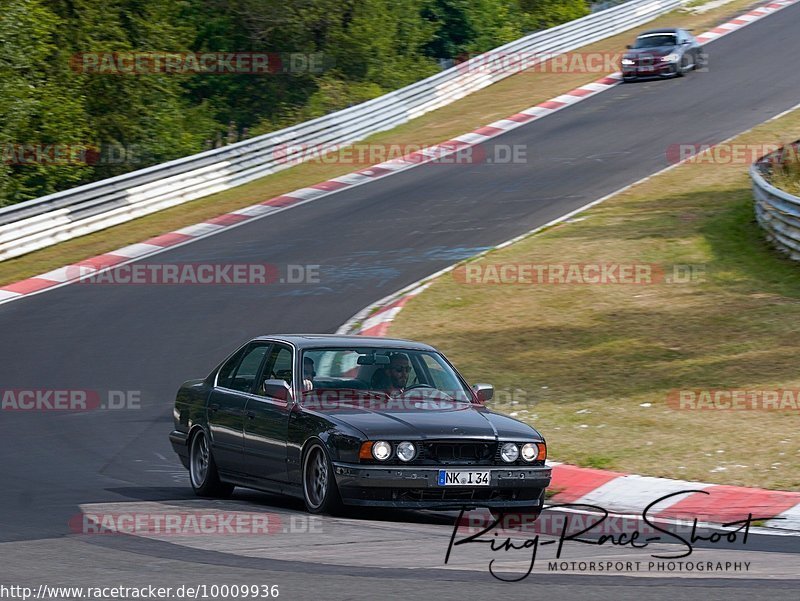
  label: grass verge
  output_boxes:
[0,0,765,286]
[388,107,800,491]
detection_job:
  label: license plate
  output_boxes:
[438,470,490,486]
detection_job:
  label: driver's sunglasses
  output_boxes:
[392,366,412,373]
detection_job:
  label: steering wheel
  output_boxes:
[403,383,434,392]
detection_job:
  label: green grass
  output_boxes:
[389,107,800,491]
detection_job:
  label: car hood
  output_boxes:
[624,45,677,59]
[311,402,543,441]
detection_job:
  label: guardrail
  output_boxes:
[752,142,800,260]
[0,0,687,262]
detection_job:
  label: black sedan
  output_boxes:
[169,335,551,517]
[621,27,706,81]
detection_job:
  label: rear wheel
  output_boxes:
[302,442,343,514]
[189,430,234,498]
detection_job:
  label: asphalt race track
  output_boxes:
[2,4,800,599]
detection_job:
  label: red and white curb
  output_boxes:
[547,463,800,532]
[1,0,797,307]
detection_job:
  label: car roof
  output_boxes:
[637,28,681,36]
[251,334,438,352]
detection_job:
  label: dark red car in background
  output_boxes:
[621,27,706,80]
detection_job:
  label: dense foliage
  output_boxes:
[0,0,588,206]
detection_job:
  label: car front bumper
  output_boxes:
[622,61,678,78]
[332,462,552,509]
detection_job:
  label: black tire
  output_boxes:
[694,51,706,71]
[189,429,234,498]
[675,55,687,77]
[302,442,343,515]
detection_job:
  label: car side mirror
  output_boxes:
[472,383,494,403]
[262,379,292,401]
[626,44,632,49]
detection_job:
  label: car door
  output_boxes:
[207,342,270,474]
[243,342,294,483]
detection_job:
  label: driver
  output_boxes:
[302,356,316,392]
[372,353,412,395]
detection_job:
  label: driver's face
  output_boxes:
[388,359,411,388]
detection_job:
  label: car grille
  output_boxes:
[415,440,496,465]
[628,56,658,67]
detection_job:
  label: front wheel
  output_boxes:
[189,430,234,498]
[675,55,687,77]
[302,442,343,514]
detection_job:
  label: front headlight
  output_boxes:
[621,58,635,66]
[660,53,679,63]
[372,440,392,461]
[500,442,519,463]
[520,443,539,462]
[396,441,416,462]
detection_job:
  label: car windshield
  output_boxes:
[633,34,677,48]
[299,347,475,406]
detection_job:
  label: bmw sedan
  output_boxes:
[621,27,706,80]
[169,335,551,517]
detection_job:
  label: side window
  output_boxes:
[259,343,294,396]
[217,347,247,389]
[225,344,270,393]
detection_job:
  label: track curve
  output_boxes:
[2,4,800,598]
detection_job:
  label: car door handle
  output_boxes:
[209,403,219,413]
[245,410,256,419]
